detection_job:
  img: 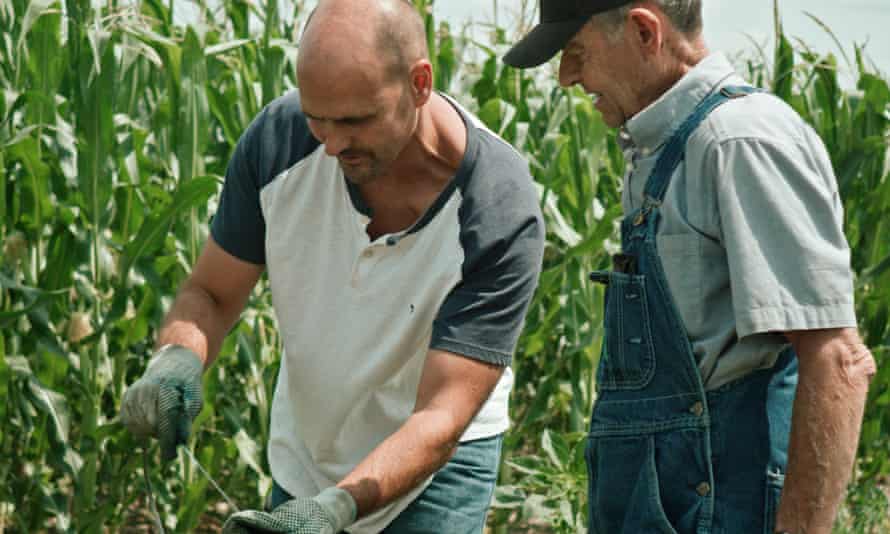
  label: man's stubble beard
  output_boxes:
[341,157,385,185]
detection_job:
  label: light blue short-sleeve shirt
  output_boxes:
[620,53,857,389]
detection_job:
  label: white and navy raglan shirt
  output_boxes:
[210,90,544,533]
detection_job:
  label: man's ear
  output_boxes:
[627,7,663,58]
[409,60,434,106]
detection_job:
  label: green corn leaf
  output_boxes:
[39,226,83,291]
[771,1,794,102]
[505,455,546,477]
[118,176,219,282]
[178,27,210,184]
[24,1,61,127]
[6,135,52,232]
[0,273,68,321]
[26,377,70,443]
[541,429,570,471]
[205,38,253,57]
[75,32,116,229]
[859,73,890,110]
[233,428,265,477]
[14,0,56,54]
[491,485,526,509]
[0,148,6,229]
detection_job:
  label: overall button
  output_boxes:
[696,482,711,497]
[362,249,374,258]
[689,401,704,417]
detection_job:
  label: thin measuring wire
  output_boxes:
[143,448,166,534]
[181,445,241,513]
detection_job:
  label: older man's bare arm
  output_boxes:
[776,328,876,533]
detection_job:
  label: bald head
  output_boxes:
[299,0,429,83]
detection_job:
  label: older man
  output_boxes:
[506,1,875,533]
[120,1,544,532]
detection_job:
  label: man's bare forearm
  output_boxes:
[337,410,461,518]
[156,281,239,367]
[333,350,503,520]
[776,329,876,533]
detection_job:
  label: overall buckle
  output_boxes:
[633,196,661,226]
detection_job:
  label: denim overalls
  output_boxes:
[586,86,799,534]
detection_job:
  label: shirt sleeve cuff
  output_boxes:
[429,337,513,366]
[736,302,858,339]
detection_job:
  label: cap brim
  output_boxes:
[503,18,589,68]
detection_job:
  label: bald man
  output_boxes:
[119,1,545,532]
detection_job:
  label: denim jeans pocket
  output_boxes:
[586,434,678,534]
[597,271,655,391]
[763,468,785,534]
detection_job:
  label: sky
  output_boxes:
[434,0,890,79]
[178,0,890,82]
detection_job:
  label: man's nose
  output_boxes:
[323,133,349,157]
[315,125,348,157]
[309,120,349,157]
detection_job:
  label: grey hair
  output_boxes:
[596,0,703,39]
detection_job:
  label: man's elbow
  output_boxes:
[840,346,877,390]
[788,328,876,387]
[802,340,876,395]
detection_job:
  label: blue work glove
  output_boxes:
[120,344,204,461]
[222,487,357,534]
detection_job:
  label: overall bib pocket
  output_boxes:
[586,434,678,534]
[595,271,656,390]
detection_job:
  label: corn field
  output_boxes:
[1,0,888,532]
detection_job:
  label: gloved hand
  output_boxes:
[223,487,357,534]
[120,344,204,461]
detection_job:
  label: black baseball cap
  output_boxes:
[504,0,634,68]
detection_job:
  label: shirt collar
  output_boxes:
[623,52,740,153]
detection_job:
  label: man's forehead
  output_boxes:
[301,94,378,119]
[299,81,390,120]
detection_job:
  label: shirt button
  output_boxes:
[362,249,374,258]
[689,402,704,417]
[696,482,711,496]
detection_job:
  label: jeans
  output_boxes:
[269,434,503,533]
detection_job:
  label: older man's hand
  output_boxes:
[223,487,357,534]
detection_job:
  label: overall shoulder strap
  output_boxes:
[641,85,761,205]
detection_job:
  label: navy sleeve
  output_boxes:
[211,109,267,264]
[430,135,545,366]
[211,91,320,264]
